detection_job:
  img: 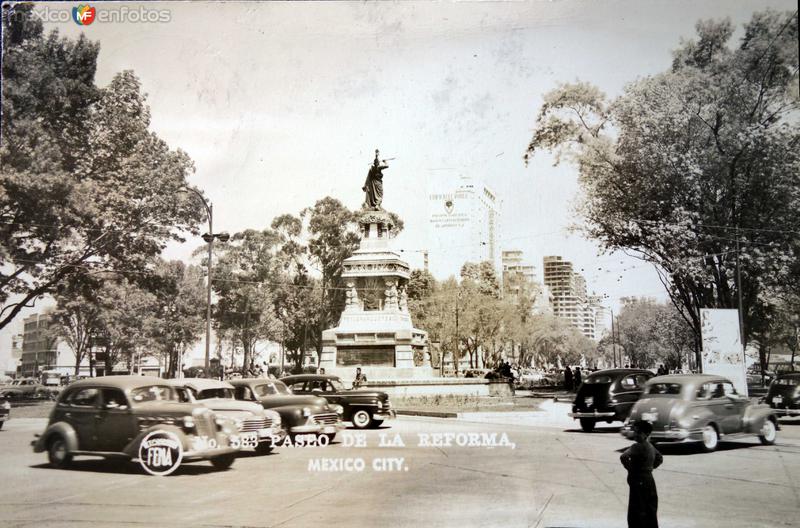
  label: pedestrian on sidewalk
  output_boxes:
[573,366,582,390]
[620,420,663,528]
[563,366,573,391]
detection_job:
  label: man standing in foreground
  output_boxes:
[620,420,663,528]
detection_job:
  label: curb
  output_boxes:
[396,409,458,418]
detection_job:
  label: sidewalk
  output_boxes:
[397,398,577,429]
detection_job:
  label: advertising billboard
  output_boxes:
[700,308,748,396]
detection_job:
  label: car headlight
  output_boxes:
[377,401,383,410]
[1,401,10,410]
[333,404,344,415]
[302,407,311,418]
[678,416,698,428]
[182,415,195,429]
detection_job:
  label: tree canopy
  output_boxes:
[1,6,205,331]
[525,10,799,358]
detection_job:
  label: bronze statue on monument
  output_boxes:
[362,149,389,210]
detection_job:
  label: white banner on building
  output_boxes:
[700,308,748,396]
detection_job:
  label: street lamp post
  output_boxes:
[182,187,229,372]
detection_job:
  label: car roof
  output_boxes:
[646,373,729,385]
[65,375,170,391]
[169,378,234,391]
[281,374,340,382]
[228,378,284,386]
[586,368,653,377]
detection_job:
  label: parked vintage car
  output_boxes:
[0,394,10,429]
[170,378,285,454]
[764,373,800,417]
[0,378,53,400]
[32,376,240,474]
[229,378,342,441]
[622,374,779,452]
[281,374,396,429]
[568,368,654,432]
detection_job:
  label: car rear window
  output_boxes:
[585,375,613,384]
[775,378,799,386]
[131,385,175,403]
[645,383,682,395]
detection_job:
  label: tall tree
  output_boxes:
[50,276,102,376]
[213,229,281,371]
[147,260,206,377]
[0,7,204,331]
[302,198,361,343]
[525,10,799,365]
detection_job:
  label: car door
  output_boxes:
[94,388,137,452]
[706,381,740,434]
[288,381,310,395]
[67,387,101,450]
[720,382,747,433]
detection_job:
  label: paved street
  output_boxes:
[1,410,799,528]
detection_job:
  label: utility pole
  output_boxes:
[611,310,617,368]
[735,228,746,350]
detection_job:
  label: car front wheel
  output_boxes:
[211,454,235,470]
[48,435,73,468]
[579,418,595,432]
[351,409,372,429]
[255,442,273,456]
[701,425,719,452]
[759,419,777,445]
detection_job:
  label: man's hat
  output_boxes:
[633,420,653,435]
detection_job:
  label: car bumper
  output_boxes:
[621,425,702,443]
[170,444,239,461]
[569,411,616,419]
[773,407,800,416]
[374,410,396,421]
[290,423,343,435]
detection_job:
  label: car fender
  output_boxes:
[123,424,188,458]
[36,422,79,453]
[742,404,777,434]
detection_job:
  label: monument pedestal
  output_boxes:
[319,209,433,380]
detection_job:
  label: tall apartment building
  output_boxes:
[428,176,500,279]
[543,256,599,340]
[502,250,536,294]
[20,314,58,377]
[502,250,551,313]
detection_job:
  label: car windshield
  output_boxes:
[197,388,234,399]
[254,382,291,397]
[585,375,613,384]
[130,385,176,403]
[775,378,799,386]
[645,383,683,396]
[330,378,345,391]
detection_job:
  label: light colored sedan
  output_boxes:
[622,374,778,452]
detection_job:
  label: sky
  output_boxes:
[2,0,795,368]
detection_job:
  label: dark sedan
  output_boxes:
[281,374,395,429]
[0,394,9,429]
[32,376,239,474]
[229,378,342,441]
[765,372,800,417]
[568,368,654,432]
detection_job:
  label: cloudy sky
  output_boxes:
[2,0,795,366]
